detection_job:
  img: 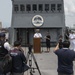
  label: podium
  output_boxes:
[33,38,41,53]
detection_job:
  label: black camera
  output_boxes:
[28,44,33,54]
[58,38,63,49]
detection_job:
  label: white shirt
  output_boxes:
[34,33,42,38]
[69,33,74,41]
[73,33,75,42]
[69,33,75,50]
[4,42,11,51]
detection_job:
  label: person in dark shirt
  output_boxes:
[0,33,11,75]
[45,31,51,52]
[54,40,75,75]
[10,41,28,75]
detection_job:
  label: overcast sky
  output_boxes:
[0,0,75,28]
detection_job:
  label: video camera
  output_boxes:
[28,44,33,54]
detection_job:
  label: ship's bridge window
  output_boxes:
[20,4,25,11]
[33,4,37,11]
[38,4,43,11]
[26,4,31,11]
[51,4,56,12]
[14,5,19,12]
[45,4,49,12]
[57,4,62,12]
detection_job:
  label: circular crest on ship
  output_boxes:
[32,15,44,27]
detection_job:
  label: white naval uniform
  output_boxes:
[34,33,42,38]
[4,41,11,51]
[69,33,74,50]
[72,33,75,51]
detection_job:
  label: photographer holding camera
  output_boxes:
[54,40,75,75]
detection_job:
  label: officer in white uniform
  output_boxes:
[34,29,42,38]
[0,33,11,51]
[69,31,74,50]
[72,31,75,51]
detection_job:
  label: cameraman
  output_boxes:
[54,40,75,75]
[10,41,29,75]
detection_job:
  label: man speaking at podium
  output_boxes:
[33,29,42,53]
[34,29,42,38]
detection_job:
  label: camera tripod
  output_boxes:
[26,47,41,75]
